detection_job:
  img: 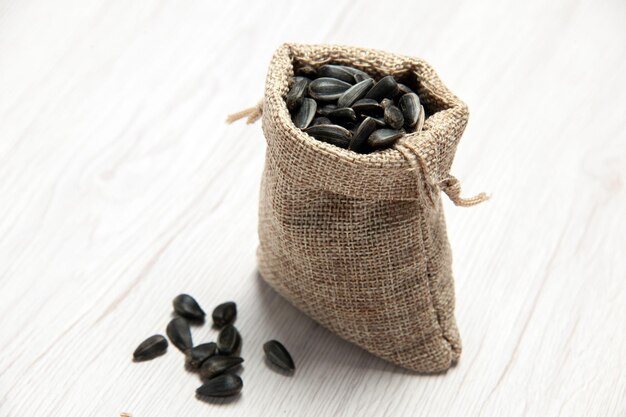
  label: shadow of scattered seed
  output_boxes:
[254,270,451,378]
[195,392,242,405]
[199,365,244,383]
[170,312,205,327]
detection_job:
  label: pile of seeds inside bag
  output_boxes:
[286,64,425,153]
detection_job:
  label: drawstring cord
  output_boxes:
[226,100,264,124]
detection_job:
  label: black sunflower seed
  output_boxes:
[367,129,403,149]
[317,103,337,116]
[297,65,317,78]
[370,116,388,127]
[384,104,404,129]
[308,77,352,101]
[212,301,237,328]
[311,116,331,126]
[199,355,244,379]
[172,294,205,321]
[217,324,241,355]
[327,107,357,125]
[285,76,310,111]
[337,78,375,108]
[352,99,383,117]
[396,83,415,96]
[263,340,295,372]
[349,117,378,153]
[364,75,399,101]
[166,317,193,352]
[304,124,352,148]
[293,98,317,129]
[186,342,218,369]
[399,93,421,129]
[196,373,243,398]
[133,334,168,361]
[317,64,356,84]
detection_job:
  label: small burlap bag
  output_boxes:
[230,43,487,373]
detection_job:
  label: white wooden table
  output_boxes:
[1,0,624,416]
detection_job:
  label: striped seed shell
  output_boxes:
[364,75,399,101]
[384,104,405,129]
[352,99,383,117]
[304,124,352,148]
[367,128,403,149]
[196,373,243,398]
[200,355,244,379]
[349,117,378,153]
[212,301,237,328]
[297,65,317,78]
[327,107,357,125]
[293,98,317,129]
[217,324,241,355]
[285,76,310,111]
[263,340,295,372]
[399,93,421,128]
[308,77,351,101]
[133,334,168,361]
[311,116,331,126]
[186,342,218,369]
[166,317,193,352]
[317,103,337,116]
[337,78,375,108]
[317,64,356,84]
[172,294,205,320]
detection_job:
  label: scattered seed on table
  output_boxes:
[133,335,168,361]
[212,301,237,328]
[200,355,244,379]
[166,317,193,353]
[263,340,295,372]
[186,342,218,369]
[217,324,241,355]
[196,373,243,398]
[172,294,205,321]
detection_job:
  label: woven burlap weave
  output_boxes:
[255,43,480,373]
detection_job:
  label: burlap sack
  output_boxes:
[232,43,487,373]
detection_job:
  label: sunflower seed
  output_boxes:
[349,117,378,153]
[297,65,317,78]
[133,334,168,361]
[263,340,295,372]
[285,77,310,112]
[317,64,356,84]
[304,124,352,148]
[371,116,388,127]
[337,78,375,108]
[308,77,351,101]
[172,294,205,321]
[311,116,331,126]
[293,98,317,129]
[166,317,193,353]
[200,355,244,379]
[364,75,399,101]
[380,98,393,109]
[196,373,243,398]
[212,301,237,328]
[317,103,337,116]
[217,324,241,355]
[396,83,415,96]
[367,129,403,149]
[384,104,404,129]
[352,99,383,117]
[327,107,357,125]
[186,342,218,369]
[399,93,421,128]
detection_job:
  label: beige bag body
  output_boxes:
[255,43,485,373]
